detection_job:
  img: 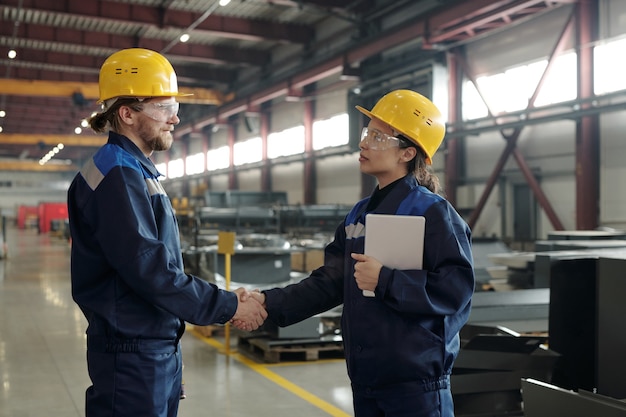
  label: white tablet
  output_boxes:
[363,214,426,296]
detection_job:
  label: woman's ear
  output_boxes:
[401,146,417,162]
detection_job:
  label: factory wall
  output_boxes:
[461,120,578,240]
[0,171,71,217]
[208,173,229,192]
[194,88,362,206]
[315,153,361,204]
[599,111,626,230]
[238,168,264,192]
[457,1,626,240]
[271,162,305,204]
[594,1,626,232]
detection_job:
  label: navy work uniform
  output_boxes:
[68,132,237,417]
[263,174,475,417]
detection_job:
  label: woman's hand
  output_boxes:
[351,253,383,292]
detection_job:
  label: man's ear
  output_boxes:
[118,105,135,125]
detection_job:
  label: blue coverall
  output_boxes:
[68,132,237,417]
[263,174,475,417]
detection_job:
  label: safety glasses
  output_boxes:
[360,127,401,150]
[140,101,180,122]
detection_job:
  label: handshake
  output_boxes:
[229,288,267,332]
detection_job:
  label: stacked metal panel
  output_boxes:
[452,324,559,417]
[522,378,626,417]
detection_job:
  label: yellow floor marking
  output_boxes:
[191,328,351,417]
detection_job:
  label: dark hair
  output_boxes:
[88,98,143,134]
[399,137,443,196]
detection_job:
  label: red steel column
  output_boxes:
[227,124,238,190]
[260,112,272,192]
[445,50,461,207]
[576,0,599,230]
[303,99,316,204]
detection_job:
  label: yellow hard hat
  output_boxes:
[356,89,445,164]
[98,48,191,103]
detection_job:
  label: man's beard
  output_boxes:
[150,133,173,152]
[137,117,173,152]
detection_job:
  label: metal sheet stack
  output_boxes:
[452,324,559,417]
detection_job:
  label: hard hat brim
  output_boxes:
[97,91,193,105]
[355,105,374,120]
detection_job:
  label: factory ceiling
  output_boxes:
[0,0,575,172]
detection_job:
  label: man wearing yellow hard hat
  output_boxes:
[244,89,475,417]
[67,48,267,417]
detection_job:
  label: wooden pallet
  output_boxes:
[192,324,225,338]
[238,336,344,363]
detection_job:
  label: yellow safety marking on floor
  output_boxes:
[191,329,351,417]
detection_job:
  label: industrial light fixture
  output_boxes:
[162,0,228,54]
[0,100,6,134]
[211,122,230,133]
[38,144,65,165]
[7,49,16,59]
[340,65,360,81]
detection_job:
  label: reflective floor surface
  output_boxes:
[0,225,352,417]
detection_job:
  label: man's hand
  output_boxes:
[248,290,266,307]
[230,288,267,331]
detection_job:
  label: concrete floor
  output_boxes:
[0,225,353,417]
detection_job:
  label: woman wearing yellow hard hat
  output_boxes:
[245,90,474,416]
[67,48,267,417]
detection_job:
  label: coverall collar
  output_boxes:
[107,131,162,178]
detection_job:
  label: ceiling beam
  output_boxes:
[0,52,237,86]
[0,79,232,105]
[173,15,314,44]
[0,3,313,44]
[0,134,106,147]
[0,160,78,172]
[252,0,349,7]
[249,0,369,16]
[427,0,563,44]
[0,79,99,101]
[0,22,270,67]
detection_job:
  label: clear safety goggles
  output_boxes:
[360,127,401,151]
[140,101,180,122]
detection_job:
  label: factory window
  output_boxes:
[268,125,305,158]
[207,146,230,171]
[168,158,184,179]
[462,52,577,120]
[312,113,349,150]
[534,52,577,106]
[185,152,205,175]
[234,137,262,166]
[462,83,489,120]
[155,162,167,178]
[594,37,626,94]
